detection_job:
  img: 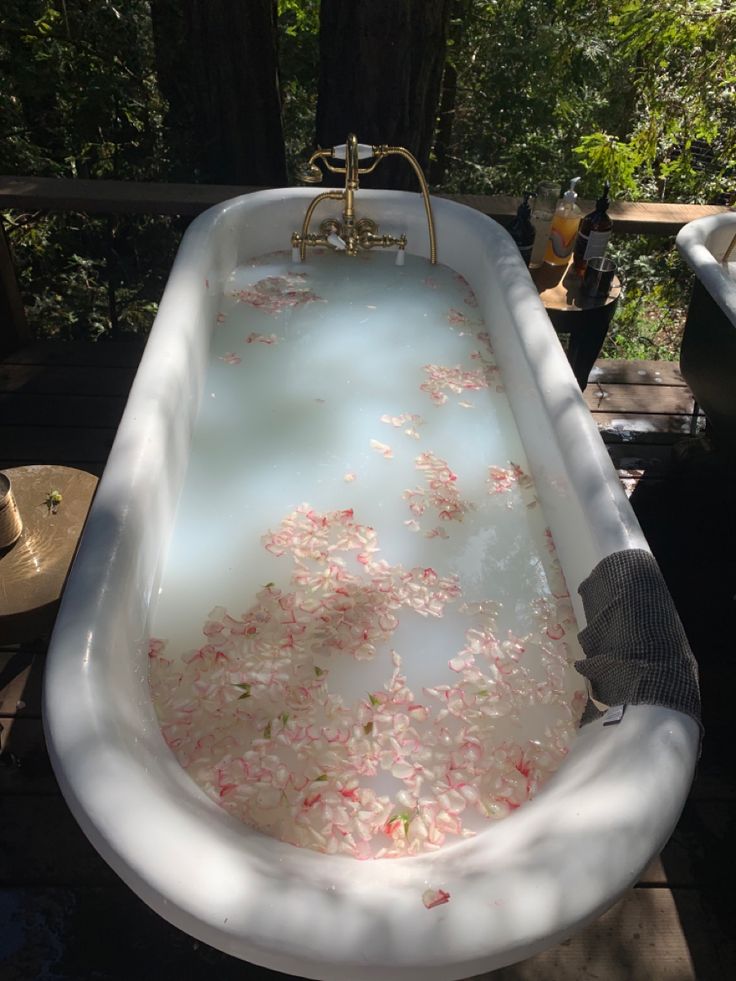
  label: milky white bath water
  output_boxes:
[149,250,587,859]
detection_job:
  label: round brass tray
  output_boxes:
[0,466,98,644]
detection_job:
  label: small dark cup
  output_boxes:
[583,256,617,298]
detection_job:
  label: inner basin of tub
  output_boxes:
[148,250,587,861]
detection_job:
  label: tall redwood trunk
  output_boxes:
[150,0,287,185]
[315,0,452,190]
[430,0,471,186]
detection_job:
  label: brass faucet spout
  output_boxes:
[291,134,437,264]
[292,189,345,261]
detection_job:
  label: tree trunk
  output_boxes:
[315,0,452,190]
[430,0,471,187]
[150,1,287,185]
[149,0,194,181]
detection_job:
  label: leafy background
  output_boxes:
[1,0,734,356]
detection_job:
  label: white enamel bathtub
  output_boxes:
[43,189,699,980]
[676,211,736,443]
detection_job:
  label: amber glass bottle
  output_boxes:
[573,182,612,275]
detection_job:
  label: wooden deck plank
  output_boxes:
[0,426,117,465]
[0,719,57,795]
[0,651,43,717]
[584,382,694,415]
[0,217,30,357]
[0,796,117,886]
[593,413,698,436]
[450,192,729,236]
[1,339,146,369]
[0,652,35,719]
[1,175,728,233]
[0,886,293,980]
[689,724,736,801]
[0,362,138,396]
[0,174,263,217]
[0,393,127,428]
[589,360,686,387]
[659,799,736,890]
[605,442,682,466]
[1,884,724,981]
[476,890,700,980]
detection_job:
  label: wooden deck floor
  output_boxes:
[1,341,734,980]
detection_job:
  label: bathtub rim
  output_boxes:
[43,703,699,980]
[676,210,736,327]
[43,188,698,979]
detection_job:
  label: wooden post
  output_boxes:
[0,216,31,356]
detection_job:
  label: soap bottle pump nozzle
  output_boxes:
[597,181,611,210]
[509,191,536,267]
[563,177,581,204]
[518,191,533,218]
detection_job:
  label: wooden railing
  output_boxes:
[0,173,730,354]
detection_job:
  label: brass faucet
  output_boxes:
[291,133,437,264]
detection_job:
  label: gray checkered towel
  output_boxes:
[575,549,701,728]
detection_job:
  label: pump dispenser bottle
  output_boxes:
[573,181,613,275]
[544,177,582,266]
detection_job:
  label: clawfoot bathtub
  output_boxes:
[43,189,699,980]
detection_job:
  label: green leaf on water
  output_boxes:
[389,810,413,835]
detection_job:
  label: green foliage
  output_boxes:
[574,1,736,201]
[1,0,166,180]
[433,0,734,206]
[574,133,651,199]
[604,236,694,360]
[1,0,175,341]
[6,210,182,340]
[277,0,320,178]
[1,0,733,354]
[436,1,623,198]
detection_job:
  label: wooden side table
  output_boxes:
[0,466,98,645]
[531,261,621,390]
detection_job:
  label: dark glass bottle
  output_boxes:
[509,192,535,267]
[573,182,612,275]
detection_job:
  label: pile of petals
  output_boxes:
[230,273,323,316]
[380,412,424,440]
[447,308,481,327]
[403,451,472,530]
[420,355,496,406]
[487,462,537,509]
[454,272,479,309]
[150,504,587,860]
